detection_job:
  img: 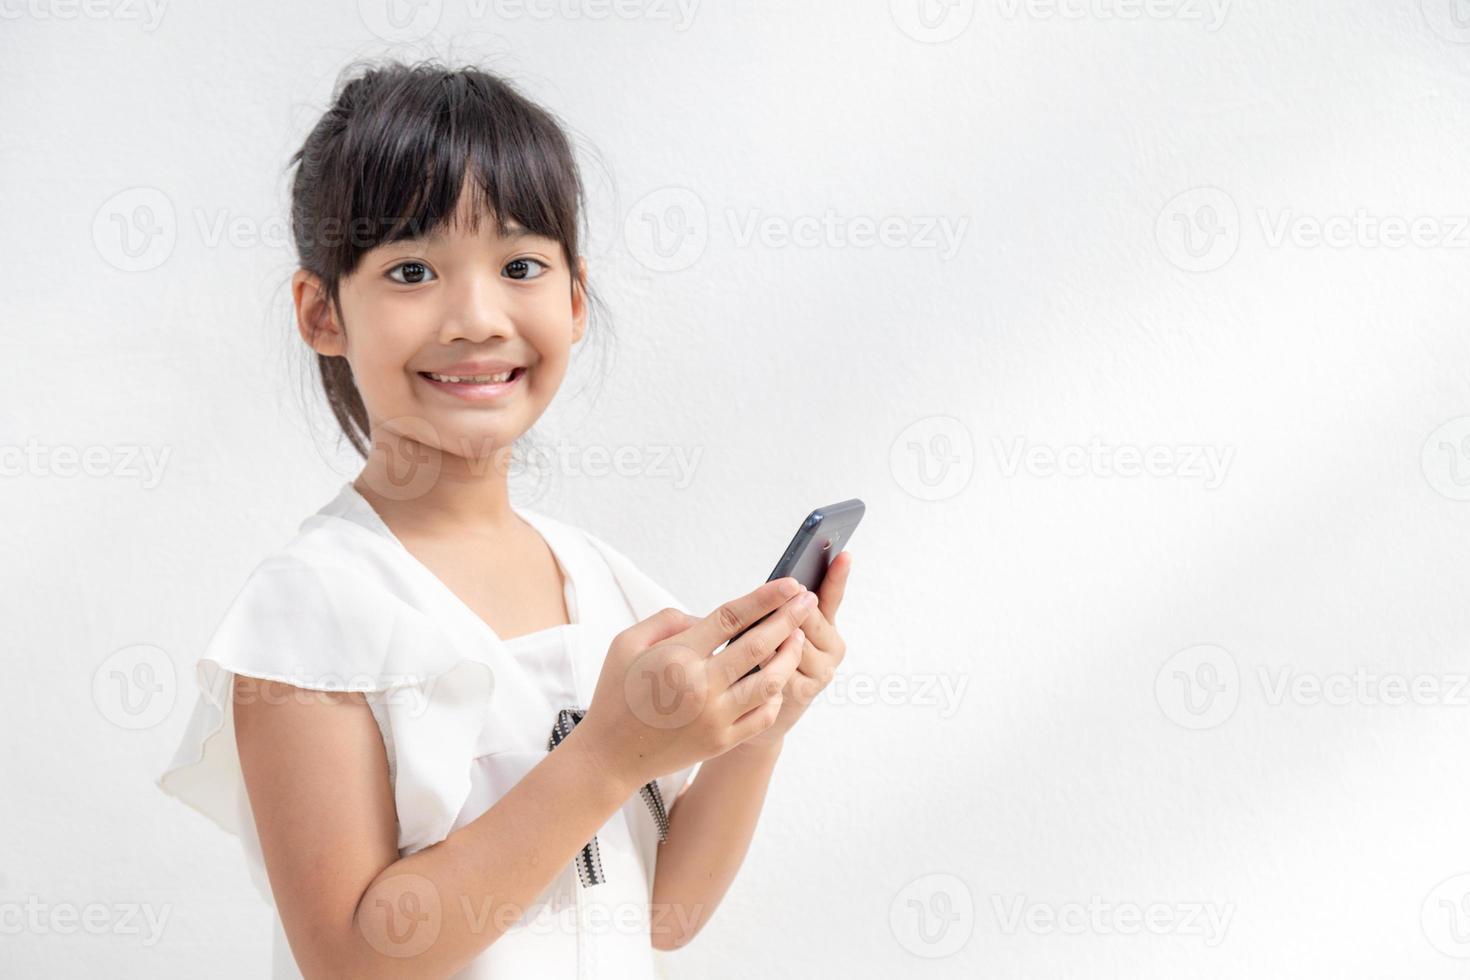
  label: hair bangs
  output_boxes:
[337,70,580,267]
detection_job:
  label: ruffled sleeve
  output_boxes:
[155,539,501,862]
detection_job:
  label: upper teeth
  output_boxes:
[426,370,516,383]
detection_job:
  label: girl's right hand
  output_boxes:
[571,577,819,790]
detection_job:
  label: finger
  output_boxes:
[726,631,805,717]
[787,661,827,707]
[792,630,832,683]
[617,606,697,655]
[794,603,839,661]
[725,627,803,716]
[710,591,817,689]
[817,551,852,625]
[680,577,805,656]
[727,689,784,746]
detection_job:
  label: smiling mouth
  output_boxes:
[416,366,527,402]
[419,368,523,384]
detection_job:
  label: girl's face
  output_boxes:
[294,186,586,465]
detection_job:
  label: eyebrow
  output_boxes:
[409,221,542,246]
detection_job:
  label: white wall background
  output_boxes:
[5,0,1470,976]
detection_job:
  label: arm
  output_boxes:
[648,737,784,950]
[650,551,855,950]
[233,675,640,980]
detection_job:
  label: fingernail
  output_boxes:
[798,592,818,608]
[779,578,802,597]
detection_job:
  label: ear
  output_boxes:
[571,255,588,346]
[292,268,347,357]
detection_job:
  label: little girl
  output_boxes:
[157,60,852,979]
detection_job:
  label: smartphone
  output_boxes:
[725,498,866,678]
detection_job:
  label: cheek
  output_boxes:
[524,361,564,404]
[528,336,572,392]
[531,290,581,351]
[517,302,575,385]
[343,302,425,380]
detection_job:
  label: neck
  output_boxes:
[352,431,521,535]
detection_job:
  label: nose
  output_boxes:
[437,269,515,344]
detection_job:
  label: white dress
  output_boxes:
[157,481,701,979]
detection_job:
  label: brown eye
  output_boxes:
[388,261,434,284]
[504,258,548,281]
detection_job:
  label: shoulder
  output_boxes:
[214,522,387,645]
[198,517,458,693]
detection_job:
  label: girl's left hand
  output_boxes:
[738,552,853,751]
